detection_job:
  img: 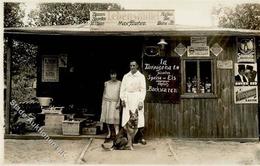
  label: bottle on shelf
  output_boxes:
[191,76,197,93]
[205,77,211,93]
[186,77,192,93]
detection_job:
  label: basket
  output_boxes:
[62,120,80,135]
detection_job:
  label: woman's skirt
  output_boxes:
[100,99,120,124]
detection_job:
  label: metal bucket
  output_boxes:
[37,97,53,107]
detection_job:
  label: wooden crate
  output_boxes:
[82,126,97,135]
[62,120,80,136]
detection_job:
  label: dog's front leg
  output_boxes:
[126,132,133,150]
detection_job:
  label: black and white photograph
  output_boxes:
[2,0,260,165]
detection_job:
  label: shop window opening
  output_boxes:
[185,60,213,94]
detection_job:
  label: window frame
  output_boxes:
[181,56,217,98]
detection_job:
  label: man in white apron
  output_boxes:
[120,60,146,144]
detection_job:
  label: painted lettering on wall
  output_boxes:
[143,56,180,103]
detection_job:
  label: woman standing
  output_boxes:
[100,70,121,142]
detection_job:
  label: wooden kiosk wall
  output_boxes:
[143,36,259,139]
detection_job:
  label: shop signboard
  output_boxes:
[90,10,175,31]
[143,56,180,103]
[42,56,59,82]
[237,37,256,63]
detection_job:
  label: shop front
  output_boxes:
[4,10,260,140]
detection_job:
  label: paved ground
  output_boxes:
[4,138,260,165]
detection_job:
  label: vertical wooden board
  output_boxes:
[212,99,218,137]
[147,103,155,138]
[171,104,176,137]
[198,99,203,137]
[189,100,195,137]
[154,104,160,137]
[177,100,184,137]
[202,99,208,137]
[194,99,200,137]
[159,104,166,137]
[183,99,191,137]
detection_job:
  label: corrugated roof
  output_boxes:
[4,23,260,36]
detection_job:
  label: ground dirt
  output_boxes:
[4,138,260,165]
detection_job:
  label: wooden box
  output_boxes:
[62,120,80,136]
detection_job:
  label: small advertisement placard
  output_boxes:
[42,56,59,82]
[190,37,207,47]
[237,37,256,63]
[187,46,210,57]
[234,63,257,86]
[234,86,258,104]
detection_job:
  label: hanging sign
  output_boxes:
[42,56,59,82]
[210,43,223,56]
[174,43,187,56]
[90,10,175,31]
[237,37,256,63]
[143,56,180,103]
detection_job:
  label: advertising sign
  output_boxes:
[234,63,257,86]
[210,43,223,56]
[187,46,210,57]
[237,37,256,63]
[90,10,175,31]
[234,86,258,104]
[174,43,187,56]
[143,56,180,103]
[42,57,59,82]
[190,37,207,47]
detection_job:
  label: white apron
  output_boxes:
[121,92,144,128]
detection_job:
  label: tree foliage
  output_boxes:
[29,3,123,26]
[4,3,25,27]
[214,3,260,30]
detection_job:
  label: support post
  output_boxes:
[5,37,12,134]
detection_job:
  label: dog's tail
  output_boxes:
[101,144,113,151]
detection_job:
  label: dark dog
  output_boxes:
[102,109,138,150]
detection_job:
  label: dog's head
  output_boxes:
[128,109,138,129]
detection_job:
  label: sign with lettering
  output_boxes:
[90,10,175,31]
[187,46,210,57]
[217,60,233,69]
[191,37,207,47]
[237,37,256,63]
[42,56,59,82]
[143,56,180,103]
[234,86,258,104]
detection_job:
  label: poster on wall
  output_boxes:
[237,37,256,63]
[143,56,180,103]
[234,86,258,104]
[42,57,59,82]
[59,54,68,68]
[234,63,257,86]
